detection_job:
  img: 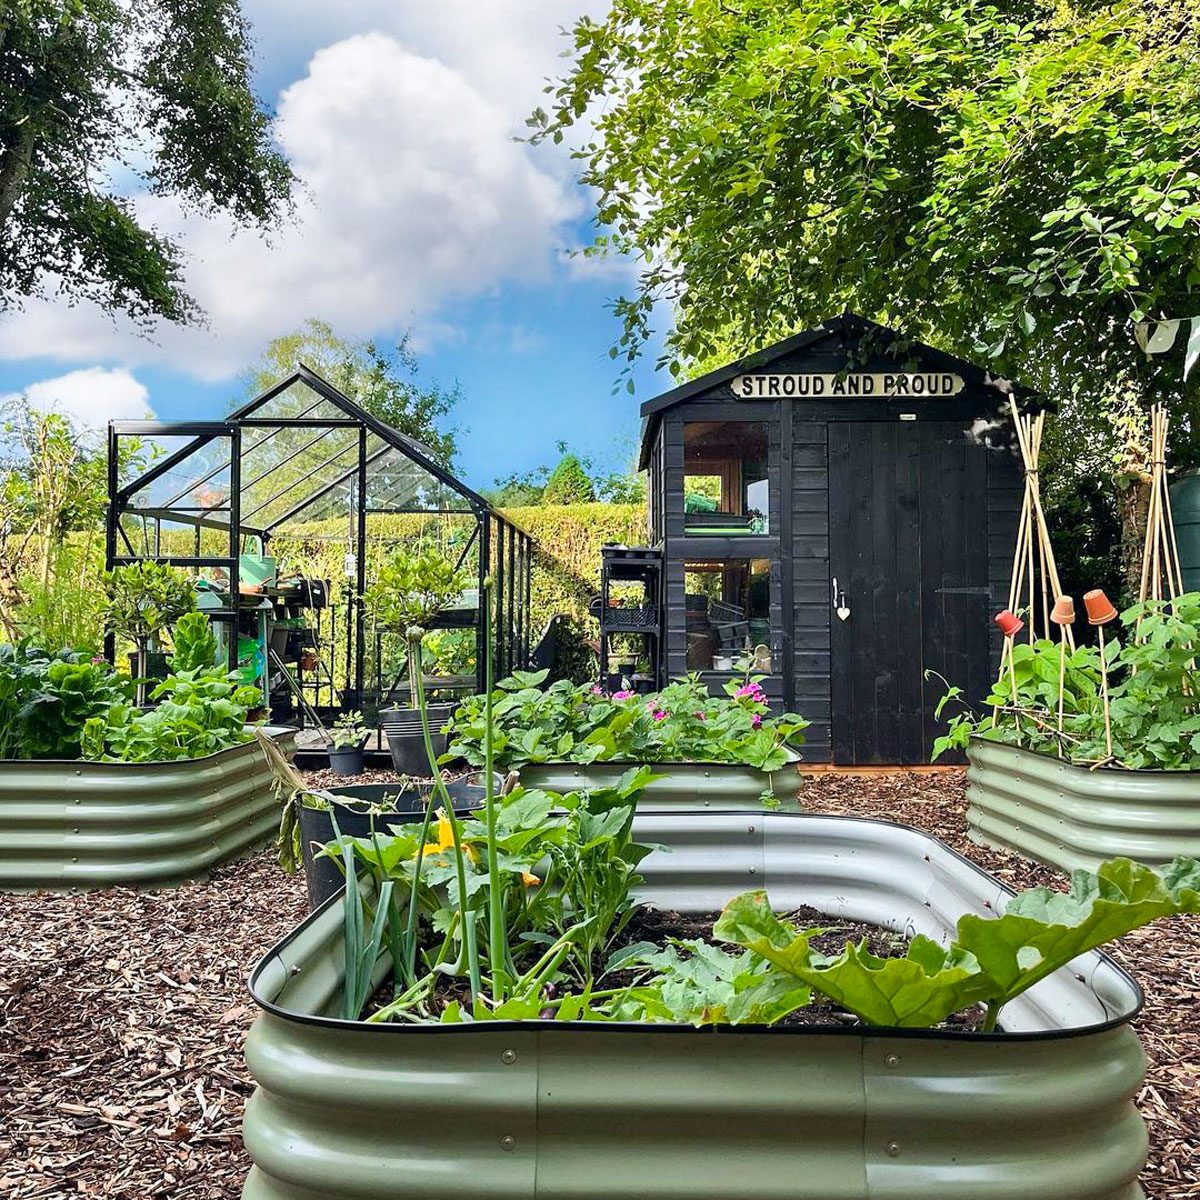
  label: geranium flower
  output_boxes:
[590,685,605,695]
[735,682,764,700]
[612,689,634,700]
[652,709,668,721]
[751,713,762,729]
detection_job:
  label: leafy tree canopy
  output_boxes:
[489,440,646,507]
[245,320,461,468]
[0,0,293,325]
[534,0,1200,410]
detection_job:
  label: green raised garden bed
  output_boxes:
[518,750,801,810]
[242,813,1146,1200]
[967,737,1200,874]
[0,726,296,891]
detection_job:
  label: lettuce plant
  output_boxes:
[0,642,132,760]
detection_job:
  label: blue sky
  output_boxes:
[0,3,669,488]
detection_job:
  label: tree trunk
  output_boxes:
[1119,476,1151,598]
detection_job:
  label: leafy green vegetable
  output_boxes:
[616,938,812,1026]
[0,642,132,760]
[715,892,991,1027]
[956,857,1200,1011]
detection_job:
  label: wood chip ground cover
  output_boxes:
[0,767,1195,1197]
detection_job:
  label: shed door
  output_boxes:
[827,421,990,765]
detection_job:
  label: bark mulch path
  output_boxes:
[0,855,308,1200]
[806,767,1200,1200]
[0,768,1195,1198]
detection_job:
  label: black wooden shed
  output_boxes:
[638,313,1027,765]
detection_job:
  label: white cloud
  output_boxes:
[2,367,152,431]
[0,31,580,380]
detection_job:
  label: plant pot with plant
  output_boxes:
[367,544,472,774]
[103,561,197,704]
[241,582,1194,1198]
[933,592,1200,873]
[445,668,808,809]
[327,711,368,776]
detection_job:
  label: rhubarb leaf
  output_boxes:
[956,856,1200,1007]
[715,891,991,1027]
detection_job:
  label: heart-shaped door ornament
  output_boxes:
[836,605,851,621]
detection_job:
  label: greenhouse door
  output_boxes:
[827,421,991,765]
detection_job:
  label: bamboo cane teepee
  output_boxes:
[1004,400,1074,645]
[993,401,1073,726]
[1136,404,1184,614]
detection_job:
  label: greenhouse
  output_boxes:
[104,365,534,732]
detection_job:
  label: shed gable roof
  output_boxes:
[638,313,1033,466]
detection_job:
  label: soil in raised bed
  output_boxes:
[369,902,986,1032]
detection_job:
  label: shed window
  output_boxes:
[683,557,771,671]
[683,421,768,534]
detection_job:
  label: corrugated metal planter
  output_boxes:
[243,813,1148,1200]
[967,737,1200,874]
[0,726,296,891]
[518,750,802,810]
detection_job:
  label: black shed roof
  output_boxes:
[638,313,1035,467]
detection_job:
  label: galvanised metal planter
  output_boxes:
[0,726,296,892]
[518,750,802,810]
[242,813,1147,1200]
[967,737,1200,874]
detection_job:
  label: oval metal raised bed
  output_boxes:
[967,737,1200,874]
[242,812,1147,1200]
[518,751,802,810]
[0,726,296,891]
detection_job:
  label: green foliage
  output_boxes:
[331,710,367,750]
[168,611,218,672]
[245,321,459,467]
[81,629,261,762]
[102,562,197,648]
[0,643,132,760]
[534,0,1200,416]
[542,453,596,505]
[717,856,1200,1031]
[613,939,812,1026]
[0,0,292,324]
[365,545,471,634]
[446,670,808,775]
[932,593,1200,769]
[715,893,991,1027]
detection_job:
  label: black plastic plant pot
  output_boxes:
[379,704,456,775]
[297,777,486,909]
[327,744,366,776]
[244,813,1149,1200]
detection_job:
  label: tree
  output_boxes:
[0,400,154,644]
[0,1,293,325]
[535,0,1200,583]
[543,452,597,505]
[245,320,460,467]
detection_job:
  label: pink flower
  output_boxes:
[591,685,605,695]
[735,683,764,700]
[612,689,634,701]
[694,712,706,721]
[751,713,762,729]
[652,709,668,721]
